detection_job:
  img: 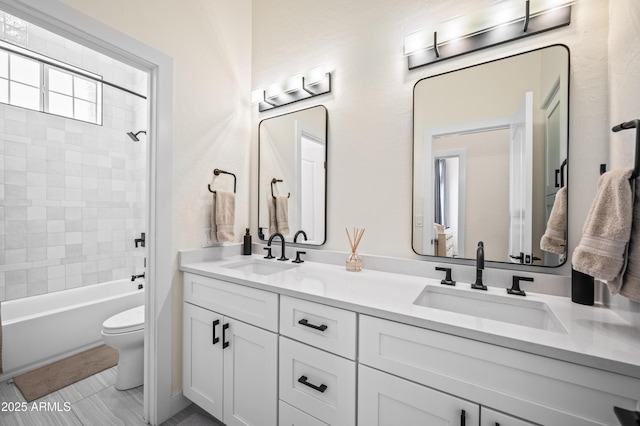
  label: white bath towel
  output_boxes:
[275,195,290,235]
[608,179,640,302]
[540,187,567,255]
[572,168,634,281]
[214,190,235,242]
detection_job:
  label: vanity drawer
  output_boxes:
[280,295,357,359]
[183,272,278,332]
[359,315,640,426]
[279,400,329,426]
[279,336,356,426]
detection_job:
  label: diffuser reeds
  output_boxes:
[345,227,365,272]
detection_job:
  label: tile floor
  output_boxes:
[0,367,219,426]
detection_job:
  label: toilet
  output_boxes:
[101,305,145,390]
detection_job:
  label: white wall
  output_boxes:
[251,0,609,280]
[608,0,640,327]
[57,0,253,394]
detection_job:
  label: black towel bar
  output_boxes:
[208,168,237,194]
[271,178,290,199]
[612,119,640,179]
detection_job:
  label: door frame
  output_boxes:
[0,1,175,424]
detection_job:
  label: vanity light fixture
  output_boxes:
[404,0,573,70]
[251,67,331,112]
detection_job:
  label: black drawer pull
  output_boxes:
[460,409,466,426]
[212,319,220,345]
[298,375,327,393]
[298,318,328,332]
[222,323,230,349]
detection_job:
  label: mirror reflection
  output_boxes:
[259,105,327,245]
[413,45,569,267]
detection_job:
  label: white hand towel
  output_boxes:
[275,195,290,235]
[608,179,640,302]
[572,168,634,281]
[210,193,219,243]
[268,196,278,235]
[540,186,567,254]
[215,190,235,242]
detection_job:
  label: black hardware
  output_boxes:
[294,230,308,243]
[271,178,290,198]
[258,227,265,240]
[612,119,640,179]
[510,252,524,263]
[435,267,456,286]
[222,322,230,349]
[243,228,252,255]
[523,0,530,32]
[212,319,220,345]
[600,163,608,175]
[613,406,640,426]
[460,409,466,426]
[298,318,327,331]
[208,168,237,194]
[433,31,440,58]
[267,232,288,261]
[134,232,145,248]
[264,246,275,259]
[293,251,306,263]
[471,242,487,290]
[298,375,327,393]
[555,159,567,187]
[495,423,500,426]
[138,283,143,290]
[508,276,533,296]
[131,272,145,282]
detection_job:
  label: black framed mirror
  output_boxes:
[412,45,569,267]
[258,105,327,245]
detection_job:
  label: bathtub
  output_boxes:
[1,279,144,380]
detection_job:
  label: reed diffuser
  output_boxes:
[345,227,365,272]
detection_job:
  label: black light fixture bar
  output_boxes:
[257,73,331,112]
[408,4,571,70]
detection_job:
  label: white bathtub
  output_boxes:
[1,279,145,380]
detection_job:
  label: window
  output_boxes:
[0,43,102,125]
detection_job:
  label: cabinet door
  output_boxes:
[223,317,278,426]
[481,407,538,426]
[358,365,478,426]
[183,303,224,419]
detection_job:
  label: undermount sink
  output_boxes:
[221,258,297,276]
[413,285,567,333]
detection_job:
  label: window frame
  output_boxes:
[0,41,103,125]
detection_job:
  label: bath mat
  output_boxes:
[13,344,118,402]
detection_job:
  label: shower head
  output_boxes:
[127,130,146,142]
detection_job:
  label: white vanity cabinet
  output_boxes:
[359,364,479,425]
[481,407,537,426]
[183,273,278,426]
[359,314,640,426]
[278,296,357,426]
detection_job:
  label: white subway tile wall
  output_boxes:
[0,11,148,301]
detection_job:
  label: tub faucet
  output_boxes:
[471,241,487,290]
[131,272,145,282]
[267,232,289,261]
[294,230,308,243]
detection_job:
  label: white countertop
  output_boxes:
[180,254,640,379]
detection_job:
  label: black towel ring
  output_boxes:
[271,178,290,199]
[612,119,640,179]
[208,168,237,194]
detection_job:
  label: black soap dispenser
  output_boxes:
[243,228,252,255]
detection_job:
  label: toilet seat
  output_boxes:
[102,305,145,334]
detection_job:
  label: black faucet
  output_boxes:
[131,272,145,281]
[267,232,289,261]
[471,241,487,290]
[294,230,308,243]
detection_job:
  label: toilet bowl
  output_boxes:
[101,305,145,390]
